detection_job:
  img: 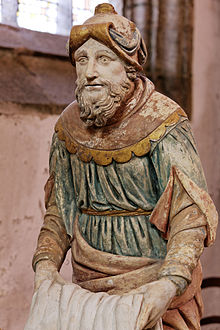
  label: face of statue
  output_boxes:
[74,38,133,127]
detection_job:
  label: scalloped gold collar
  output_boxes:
[55,77,187,165]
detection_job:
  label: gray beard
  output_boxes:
[75,79,131,127]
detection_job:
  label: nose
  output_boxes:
[85,58,98,81]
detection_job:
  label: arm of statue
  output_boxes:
[136,174,208,328]
[134,221,207,329]
[150,122,217,280]
[156,168,211,287]
[134,121,218,329]
[136,174,215,328]
[32,175,71,291]
[32,133,73,291]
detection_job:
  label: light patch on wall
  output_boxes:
[17,0,59,34]
[15,0,110,34]
[72,0,109,25]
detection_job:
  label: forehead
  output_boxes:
[74,38,118,58]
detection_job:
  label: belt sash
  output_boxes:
[71,217,202,309]
[81,208,152,217]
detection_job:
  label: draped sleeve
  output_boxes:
[32,133,77,271]
[52,133,77,237]
[149,120,218,289]
[150,120,207,194]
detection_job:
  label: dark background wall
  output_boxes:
[124,0,193,118]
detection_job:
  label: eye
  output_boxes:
[77,56,88,64]
[98,55,111,65]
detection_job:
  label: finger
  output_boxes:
[34,276,47,292]
[55,272,67,285]
[136,304,151,329]
[136,301,164,330]
[151,318,163,330]
[143,307,166,329]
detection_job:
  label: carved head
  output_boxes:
[69,3,147,127]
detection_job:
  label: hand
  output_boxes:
[135,278,177,329]
[34,260,66,292]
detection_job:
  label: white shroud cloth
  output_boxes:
[24,280,162,330]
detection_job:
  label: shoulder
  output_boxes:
[143,90,185,119]
[150,119,192,153]
[55,100,80,132]
[54,100,88,149]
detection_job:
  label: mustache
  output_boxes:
[76,78,114,95]
[76,78,130,93]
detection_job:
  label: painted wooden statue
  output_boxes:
[25,4,218,330]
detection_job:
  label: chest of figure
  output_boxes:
[69,153,159,210]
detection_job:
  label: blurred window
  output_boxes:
[17,0,59,34]
[72,0,108,25]
[0,0,2,22]
[0,0,111,35]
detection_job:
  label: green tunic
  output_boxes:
[50,119,207,260]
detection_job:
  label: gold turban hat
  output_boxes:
[69,3,147,71]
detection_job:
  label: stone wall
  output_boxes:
[0,25,75,330]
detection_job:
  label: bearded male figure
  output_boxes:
[27,4,218,330]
